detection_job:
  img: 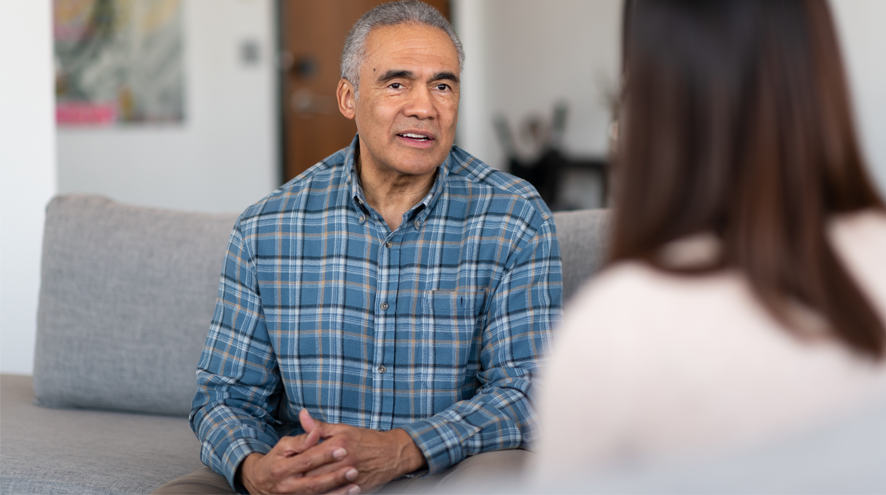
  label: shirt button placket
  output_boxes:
[378,235,399,429]
[372,234,395,429]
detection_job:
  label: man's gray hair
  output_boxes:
[340,0,464,97]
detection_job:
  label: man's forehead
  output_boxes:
[362,23,459,71]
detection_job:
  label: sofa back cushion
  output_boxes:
[31,196,608,417]
[553,209,610,302]
[33,195,239,416]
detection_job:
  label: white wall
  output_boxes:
[452,0,492,168]
[454,0,886,200]
[454,0,622,173]
[0,0,58,375]
[1,0,278,376]
[453,0,621,209]
[57,0,279,214]
[831,0,886,196]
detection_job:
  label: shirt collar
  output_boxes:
[345,134,451,224]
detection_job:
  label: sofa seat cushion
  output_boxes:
[1,374,206,495]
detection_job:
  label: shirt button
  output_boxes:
[380,302,389,310]
[378,365,387,374]
[414,220,421,229]
[358,215,366,223]
[385,241,393,249]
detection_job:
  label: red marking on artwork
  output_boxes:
[56,102,117,125]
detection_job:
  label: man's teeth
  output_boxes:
[400,133,430,140]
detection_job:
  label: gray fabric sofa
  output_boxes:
[0,195,608,494]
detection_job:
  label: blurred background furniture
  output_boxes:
[494,103,610,211]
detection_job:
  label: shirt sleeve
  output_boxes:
[189,222,283,490]
[398,214,563,474]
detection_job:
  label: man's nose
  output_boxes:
[404,86,435,119]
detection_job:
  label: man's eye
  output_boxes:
[436,84,450,91]
[390,83,403,89]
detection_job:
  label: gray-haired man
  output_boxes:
[154,1,562,493]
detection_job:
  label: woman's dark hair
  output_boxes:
[611,0,886,358]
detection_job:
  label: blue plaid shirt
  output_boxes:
[191,136,563,488]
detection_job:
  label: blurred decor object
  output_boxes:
[54,0,185,126]
[494,103,610,211]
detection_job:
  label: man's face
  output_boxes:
[340,23,460,180]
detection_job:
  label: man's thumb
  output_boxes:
[299,409,319,432]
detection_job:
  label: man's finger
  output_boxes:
[304,460,338,479]
[313,420,349,439]
[275,444,349,479]
[276,429,321,457]
[300,409,346,441]
[323,482,362,495]
[278,465,359,495]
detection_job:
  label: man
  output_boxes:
[155,1,561,493]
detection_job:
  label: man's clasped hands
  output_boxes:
[238,410,427,495]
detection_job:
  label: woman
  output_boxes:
[532,0,886,481]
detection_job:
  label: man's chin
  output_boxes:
[391,152,448,177]
[392,162,441,178]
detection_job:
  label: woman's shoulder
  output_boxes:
[829,208,886,245]
[829,208,886,308]
[828,209,886,273]
[566,256,740,318]
[571,209,886,311]
[563,262,668,323]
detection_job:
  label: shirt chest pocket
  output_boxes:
[419,289,489,403]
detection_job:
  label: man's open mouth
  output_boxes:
[397,133,433,142]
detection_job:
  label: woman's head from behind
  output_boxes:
[612,0,885,357]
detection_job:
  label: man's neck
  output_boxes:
[357,157,437,232]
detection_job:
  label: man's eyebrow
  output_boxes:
[377,69,414,82]
[376,70,460,84]
[432,71,460,83]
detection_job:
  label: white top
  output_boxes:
[531,210,886,481]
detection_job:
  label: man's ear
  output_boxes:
[337,79,356,120]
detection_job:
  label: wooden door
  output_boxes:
[279,0,451,183]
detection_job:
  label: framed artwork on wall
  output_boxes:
[54,0,185,126]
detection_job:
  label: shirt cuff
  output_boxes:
[398,418,479,475]
[221,437,275,492]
